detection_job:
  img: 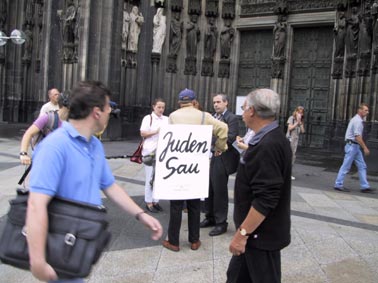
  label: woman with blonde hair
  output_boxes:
[286,106,305,180]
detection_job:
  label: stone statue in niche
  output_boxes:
[204,17,218,59]
[22,23,33,63]
[358,12,372,54]
[152,8,167,54]
[220,18,235,59]
[73,1,81,61]
[169,11,183,56]
[273,19,287,58]
[345,6,360,55]
[63,0,77,46]
[127,6,144,52]
[186,13,200,58]
[334,10,346,58]
[122,7,130,51]
[373,0,378,51]
[0,0,7,31]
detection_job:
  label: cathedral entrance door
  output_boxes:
[289,26,333,147]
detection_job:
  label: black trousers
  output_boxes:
[168,199,201,246]
[226,248,281,283]
[205,156,229,225]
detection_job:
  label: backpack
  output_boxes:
[31,111,59,150]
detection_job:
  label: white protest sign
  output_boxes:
[153,124,212,200]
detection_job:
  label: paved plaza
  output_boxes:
[0,127,378,283]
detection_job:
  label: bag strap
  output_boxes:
[201,111,205,125]
[18,165,32,185]
[150,114,152,126]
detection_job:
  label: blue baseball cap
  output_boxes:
[178,88,196,101]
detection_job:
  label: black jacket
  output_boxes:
[233,126,292,251]
[216,110,240,175]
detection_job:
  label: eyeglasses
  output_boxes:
[240,105,250,111]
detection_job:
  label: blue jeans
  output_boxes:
[335,143,370,189]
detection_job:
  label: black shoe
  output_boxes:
[153,203,163,212]
[209,224,227,236]
[146,204,159,213]
[334,187,350,192]
[361,188,376,194]
[200,218,215,228]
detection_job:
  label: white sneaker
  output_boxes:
[291,176,295,180]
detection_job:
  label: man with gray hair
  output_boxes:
[227,88,291,283]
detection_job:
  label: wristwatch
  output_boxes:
[239,227,251,237]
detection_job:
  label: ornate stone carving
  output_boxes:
[184,57,197,75]
[122,6,130,54]
[188,0,201,15]
[126,50,137,68]
[22,23,33,65]
[273,19,287,58]
[240,0,337,17]
[222,0,235,19]
[220,18,234,59]
[358,51,371,76]
[345,54,357,78]
[333,10,346,58]
[169,11,183,56]
[185,13,200,75]
[332,56,344,79]
[271,57,286,79]
[151,52,161,65]
[166,11,182,73]
[171,0,183,12]
[372,0,378,53]
[218,59,230,78]
[201,58,214,76]
[128,6,144,52]
[35,0,44,72]
[61,0,78,63]
[25,0,34,26]
[152,8,166,54]
[166,54,178,73]
[345,6,359,56]
[205,0,219,17]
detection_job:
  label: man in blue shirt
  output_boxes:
[334,103,374,193]
[26,81,163,282]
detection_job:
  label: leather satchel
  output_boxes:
[0,168,111,279]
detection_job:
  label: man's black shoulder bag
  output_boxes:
[0,166,111,279]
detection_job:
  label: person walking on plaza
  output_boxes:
[26,81,163,282]
[286,105,305,180]
[140,98,168,213]
[39,88,60,116]
[162,88,228,252]
[20,93,70,166]
[200,94,239,236]
[227,88,291,283]
[334,103,375,193]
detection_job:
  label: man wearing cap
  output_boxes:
[162,88,228,252]
[201,94,239,236]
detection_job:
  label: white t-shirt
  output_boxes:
[140,112,168,156]
[39,102,59,116]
